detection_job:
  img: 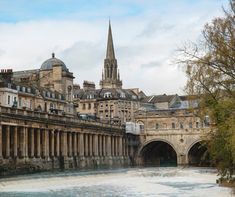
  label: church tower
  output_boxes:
[100,21,122,89]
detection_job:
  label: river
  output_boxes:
[0,167,233,197]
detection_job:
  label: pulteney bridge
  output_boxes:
[133,109,211,166]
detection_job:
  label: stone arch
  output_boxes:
[187,139,209,166]
[138,138,178,166]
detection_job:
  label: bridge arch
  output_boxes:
[138,139,178,167]
[187,140,210,166]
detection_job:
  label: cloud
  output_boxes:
[0,0,228,95]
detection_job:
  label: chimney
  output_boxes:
[0,69,13,83]
[83,80,96,91]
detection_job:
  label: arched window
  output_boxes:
[172,123,175,129]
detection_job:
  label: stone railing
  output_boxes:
[0,106,124,131]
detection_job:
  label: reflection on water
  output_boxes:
[0,167,233,197]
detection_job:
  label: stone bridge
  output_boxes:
[133,128,210,166]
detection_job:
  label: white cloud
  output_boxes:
[0,1,227,95]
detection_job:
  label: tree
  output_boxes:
[179,1,235,178]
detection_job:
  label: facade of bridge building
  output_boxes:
[0,105,130,175]
[134,105,210,166]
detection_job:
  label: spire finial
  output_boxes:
[52,52,55,58]
[106,20,115,59]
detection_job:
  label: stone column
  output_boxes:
[56,131,60,157]
[89,134,93,156]
[123,138,126,156]
[98,135,102,157]
[5,125,10,158]
[25,127,28,158]
[84,134,88,156]
[13,126,18,158]
[62,132,68,157]
[19,127,26,158]
[68,132,72,157]
[36,128,41,157]
[50,130,54,158]
[103,135,106,156]
[112,136,115,156]
[119,137,123,156]
[42,129,46,158]
[73,133,77,156]
[30,128,34,157]
[107,136,111,156]
[77,133,80,156]
[115,137,118,156]
[94,134,98,156]
[0,124,2,159]
[79,133,84,157]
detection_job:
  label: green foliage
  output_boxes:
[179,1,235,178]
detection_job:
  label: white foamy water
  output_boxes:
[0,167,233,197]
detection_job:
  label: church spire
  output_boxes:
[106,20,115,60]
[100,21,122,89]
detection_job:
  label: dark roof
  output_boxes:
[41,54,68,71]
[74,88,138,101]
[142,94,177,103]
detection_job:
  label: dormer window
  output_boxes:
[120,92,126,98]
[87,94,94,99]
[104,92,112,98]
[16,86,20,91]
[22,87,25,92]
[27,87,31,93]
[132,95,137,99]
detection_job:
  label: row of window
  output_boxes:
[155,121,206,130]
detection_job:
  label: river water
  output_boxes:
[0,167,233,197]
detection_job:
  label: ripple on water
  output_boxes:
[0,167,233,197]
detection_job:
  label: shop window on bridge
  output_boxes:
[196,122,199,128]
[172,123,175,129]
[180,122,184,129]
[189,122,192,129]
[204,115,210,127]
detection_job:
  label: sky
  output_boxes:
[0,0,229,95]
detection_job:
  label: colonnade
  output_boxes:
[0,124,128,161]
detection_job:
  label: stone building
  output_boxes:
[0,53,75,116]
[73,22,140,124]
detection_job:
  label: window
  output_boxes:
[120,92,126,98]
[27,88,31,93]
[7,95,10,105]
[180,122,184,129]
[19,98,22,107]
[156,123,159,129]
[83,104,86,110]
[22,87,25,92]
[196,122,199,128]
[172,123,175,129]
[104,92,112,98]
[189,122,192,128]
[88,103,91,109]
